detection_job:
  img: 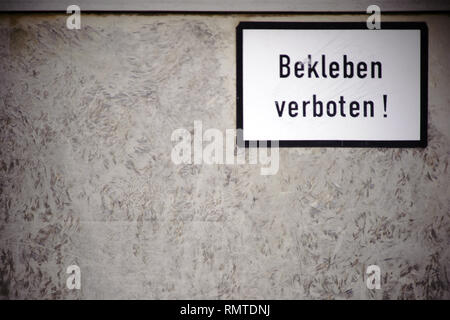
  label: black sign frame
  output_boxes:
[236,21,428,148]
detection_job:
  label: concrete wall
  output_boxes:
[0,13,449,299]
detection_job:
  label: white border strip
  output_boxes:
[0,0,449,12]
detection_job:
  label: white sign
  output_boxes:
[237,22,427,147]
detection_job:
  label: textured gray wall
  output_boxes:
[0,13,449,300]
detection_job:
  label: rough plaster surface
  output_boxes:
[0,14,449,300]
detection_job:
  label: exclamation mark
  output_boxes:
[383,94,387,118]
